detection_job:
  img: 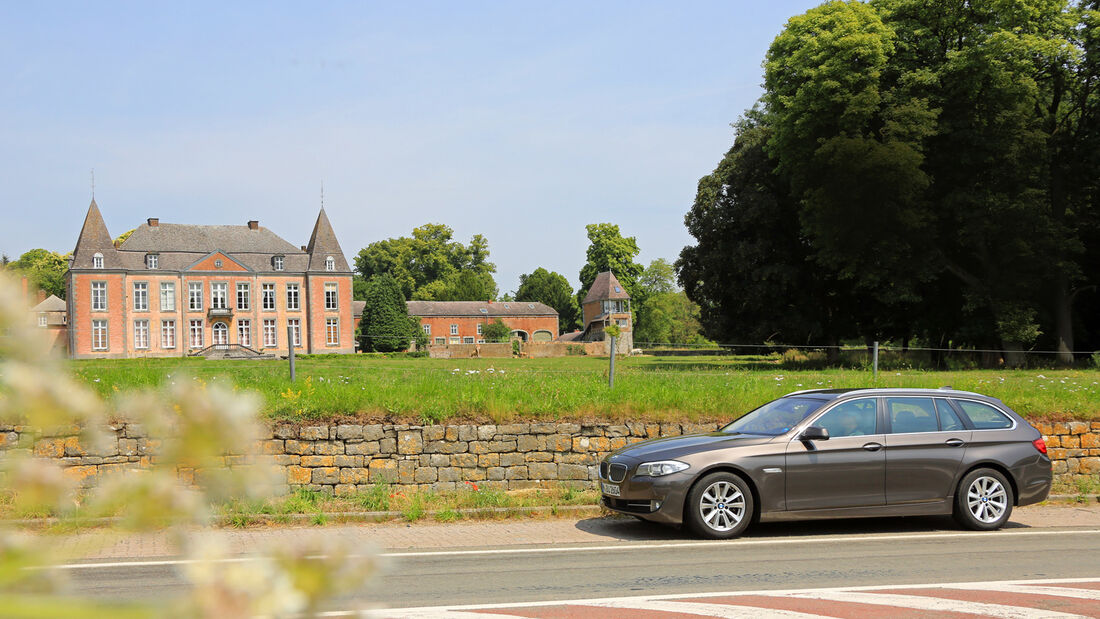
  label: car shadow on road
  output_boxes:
[575,514,1031,541]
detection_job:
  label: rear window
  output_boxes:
[886,397,938,433]
[935,399,965,431]
[953,400,1013,430]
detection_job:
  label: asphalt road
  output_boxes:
[57,515,1100,612]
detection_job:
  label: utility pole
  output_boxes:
[288,326,296,382]
[872,341,879,380]
[608,335,616,389]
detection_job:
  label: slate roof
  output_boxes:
[305,209,352,273]
[31,295,66,313]
[120,223,301,254]
[352,300,365,318]
[406,301,558,317]
[582,271,631,303]
[70,199,121,269]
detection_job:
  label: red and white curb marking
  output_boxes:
[368,577,1100,618]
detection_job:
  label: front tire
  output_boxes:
[685,472,754,539]
[954,468,1014,530]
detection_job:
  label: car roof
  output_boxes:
[782,387,986,400]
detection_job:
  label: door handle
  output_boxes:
[945,438,965,447]
[862,442,883,452]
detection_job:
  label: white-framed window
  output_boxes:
[449,336,460,344]
[146,254,158,269]
[324,283,338,310]
[133,282,148,311]
[273,255,284,271]
[236,282,250,310]
[422,324,431,335]
[188,282,203,311]
[262,283,276,310]
[91,319,108,350]
[161,320,175,349]
[211,282,228,310]
[91,281,107,311]
[434,337,445,345]
[212,321,228,347]
[37,314,47,327]
[263,319,277,347]
[477,324,483,335]
[287,318,301,347]
[133,320,149,349]
[92,253,103,269]
[286,283,300,311]
[325,318,339,345]
[617,319,629,327]
[463,336,474,344]
[325,256,335,271]
[160,282,175,311]
[477,339,485,344]
[450,324,458,336]
[189,320,204,348]
[237,319,251,348]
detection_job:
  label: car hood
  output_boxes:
[608,432,775,461]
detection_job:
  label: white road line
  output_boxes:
[373,577,1100,614]
[49,528,1100,570]
[369,611,529,619]
[591,599,824,618]
[790,590,1088,619]
[941,582,1100,600]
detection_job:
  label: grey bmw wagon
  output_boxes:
[599,388,1051,538]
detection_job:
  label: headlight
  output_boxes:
[635,460,689,477]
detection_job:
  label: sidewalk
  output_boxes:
[46,502,1100,562]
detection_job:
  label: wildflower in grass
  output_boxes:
[465,481,480,492]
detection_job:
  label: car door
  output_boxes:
[785,397,886,510]
[883,397,971,504]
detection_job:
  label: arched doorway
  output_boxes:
[532,330,553,343]
[511,330,528,342]
[212,322,229,348]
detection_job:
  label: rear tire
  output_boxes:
[685,472,754,539]
[953,468,1013,531]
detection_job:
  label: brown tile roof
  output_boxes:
[406,301,558,317]
[71,199,121,269]
[305,209,352,273]
[582,271,630,303]
[31,295,66,313]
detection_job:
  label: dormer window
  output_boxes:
[325,256,335,272]
[92,253,103,269]
[273,255,284,271]
[146,254,158,269]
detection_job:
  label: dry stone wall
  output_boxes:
[4,420,1098,495]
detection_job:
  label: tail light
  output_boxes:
[1032,438,1048,455]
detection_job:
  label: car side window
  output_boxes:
[953,400,1013,430]
[813,399,877,437]
[935,399,965,431]
[885,397,938,434]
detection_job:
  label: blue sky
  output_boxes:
[1,1,820,294]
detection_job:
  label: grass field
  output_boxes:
[68,354,1100,423]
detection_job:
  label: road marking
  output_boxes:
[364,578,1100,616]
[790,590,1087,619]
[941,582,1100,600]
[591,599,824,618]
[48,528,1100,570]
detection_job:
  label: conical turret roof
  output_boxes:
[71,199,120,269]
[306,208,351,272]
[583,271,631,303]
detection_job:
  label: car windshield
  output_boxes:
[721,397,826,436]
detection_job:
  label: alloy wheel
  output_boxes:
[967,475,1008,523]
[699,480,746,532]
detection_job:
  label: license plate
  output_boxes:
[601,482,620,497]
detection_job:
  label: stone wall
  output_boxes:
[5,420,1097,495]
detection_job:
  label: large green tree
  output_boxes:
[354,224,498,301]
[7,249,68,300]
[516,267,578,333]
[576,223,644,305]
[358,273,417,353]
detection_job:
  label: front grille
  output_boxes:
[600,462,627,483]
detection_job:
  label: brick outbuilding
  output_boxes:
[407,300,558,344]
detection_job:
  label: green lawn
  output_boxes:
[70,355,1100,423]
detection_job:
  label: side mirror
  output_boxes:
[800,426,830,442]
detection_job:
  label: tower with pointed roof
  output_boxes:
[577,271,633,353]
[66,200,356,358]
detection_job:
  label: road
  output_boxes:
[50,507,1100,615]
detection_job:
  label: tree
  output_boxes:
[634,291,712,347]
[481,318,512,343]
[354,224,498,301]
[638,259,676,296]
[577,223,643,306]
[358,274,416,352]
[8,248,68,300]
[516,267,579,333]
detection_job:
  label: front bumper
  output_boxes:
[599,469,691,525]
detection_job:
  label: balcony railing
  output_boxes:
[208,306,232,317]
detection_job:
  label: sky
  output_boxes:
[0,1,821,295]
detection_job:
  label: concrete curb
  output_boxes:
[220,503,607,526]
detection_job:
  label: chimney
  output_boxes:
[20,276,28,302]
[37,290,46,303]
[147,218,159,227]
[248,220,259,230]
[301,245,307,252]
